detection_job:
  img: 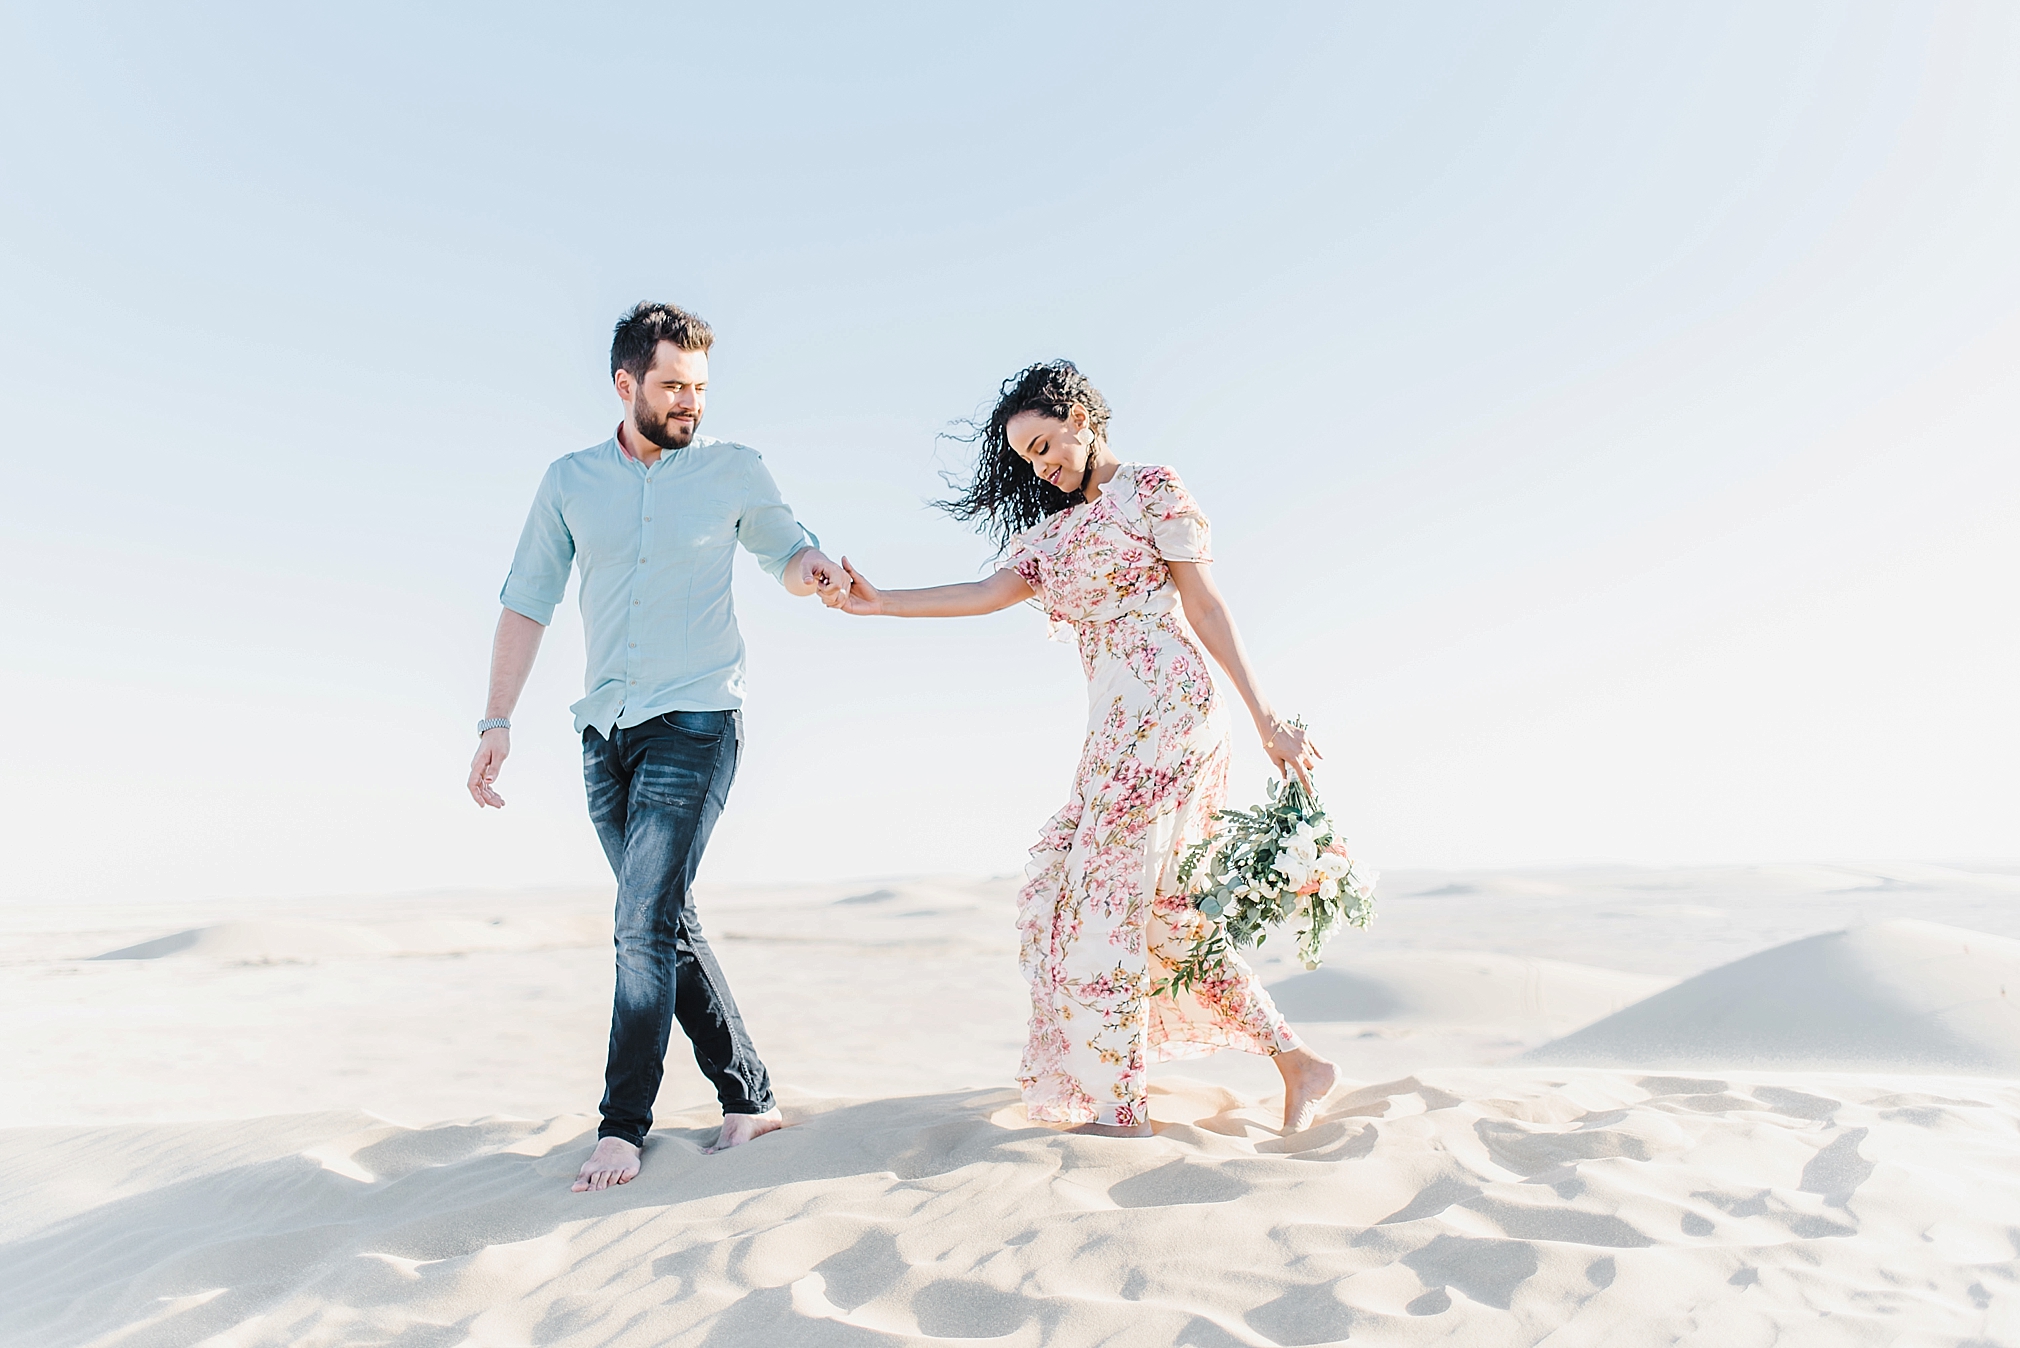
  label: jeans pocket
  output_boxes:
[633,718,725,810]
[660,710,729,739]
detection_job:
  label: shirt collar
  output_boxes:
[615,423,651,465]
[617,424,712,467]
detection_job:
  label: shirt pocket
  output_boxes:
[671,497,738,549]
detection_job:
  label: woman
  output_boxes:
[835,360,1338,1136]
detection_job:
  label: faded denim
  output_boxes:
[583,710,774,1146]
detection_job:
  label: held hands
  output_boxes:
[797,548,853,607]
[468,728,510,808]
[1260,715,1322,791]
[832,558,887,615]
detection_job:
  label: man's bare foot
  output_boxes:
[572,1136,640,1192]
[1065,1120,1154,1138]
[1276,1045,1339,1133]
[705,1107,784,1153]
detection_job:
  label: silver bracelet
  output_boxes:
[477,717,511,735]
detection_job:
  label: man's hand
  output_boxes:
[468,610,543,808]
[468,728,510,807]
[816,566,851,607]
[794,547,853,606]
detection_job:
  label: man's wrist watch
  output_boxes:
[477,718,511,735]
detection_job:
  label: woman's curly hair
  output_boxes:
[937,359,1113,553]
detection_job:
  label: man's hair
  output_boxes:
[610,302,714,382]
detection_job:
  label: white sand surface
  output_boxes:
[4,863,2019,1344]
[7,1074,2018,1345]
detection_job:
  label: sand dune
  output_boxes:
[1264,953,1667,1029]
[1526,920,2020,1073]
[6,1072,2017,1345]
[93,914,611,962]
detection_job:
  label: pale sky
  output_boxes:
[2,3,2016,904]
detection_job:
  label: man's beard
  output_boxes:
[635,402,699,451]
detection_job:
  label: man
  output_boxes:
[467,302,845,1192]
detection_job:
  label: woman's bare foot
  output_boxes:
[705,1106,784,1153]
[572,1136,641,1192]
[1276,1045,1339,1133]
[1065,1120,1154,1137]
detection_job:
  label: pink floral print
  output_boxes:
[1006,465,1299,1126]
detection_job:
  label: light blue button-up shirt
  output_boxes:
[499,433,817,735]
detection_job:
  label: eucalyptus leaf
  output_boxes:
[1153,772,1380,997]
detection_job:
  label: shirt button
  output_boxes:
[633,600,640,605]
[643,516,651,522]
[638,557,647,564]
[629,642,636,648]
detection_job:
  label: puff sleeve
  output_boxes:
[1006,532,1047,599]
[1138,466,1212,563]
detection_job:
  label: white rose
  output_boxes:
[1274,854,1314,890]
[1314,854,1350,881]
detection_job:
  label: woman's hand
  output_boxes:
[1260,715,1322,790]
[835,558,888,615]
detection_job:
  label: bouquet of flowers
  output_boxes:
[1159,774,1377,995]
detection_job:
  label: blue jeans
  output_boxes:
[583,711,774,1146]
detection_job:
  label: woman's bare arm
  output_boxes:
[836,559,1033,617]
[1167,561,1320,787]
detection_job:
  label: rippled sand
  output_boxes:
[5,863,2018,1344]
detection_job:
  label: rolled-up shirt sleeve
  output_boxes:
[737,450,817,584]
[499,463,574,625]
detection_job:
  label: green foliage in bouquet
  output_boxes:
[1158,776,1377,996]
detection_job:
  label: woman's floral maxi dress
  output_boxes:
[1007,463,1299,1127]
